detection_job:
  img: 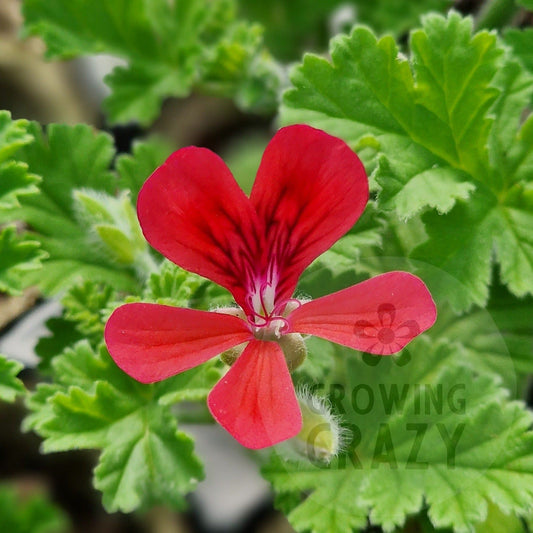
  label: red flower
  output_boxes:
[104,125,436,449]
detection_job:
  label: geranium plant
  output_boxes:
[1,1,533,532]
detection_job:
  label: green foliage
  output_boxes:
[1,123,170,295]
[0,112,39,209]
[282,12,533,311]
[238,0,451,61]
[24,341,209,513]
[0,226,44,294]
[115,138,172,202]
[22,0,281,125]
[296,202,387,299]
[263,338,533,533]
[0,485,68,533]
[144,260,232,310]
[0,355,25,402]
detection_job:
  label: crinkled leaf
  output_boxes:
[263,337,533,533]
[144,260,232,310]
[283,12,533,310]
[23,0,280,124]
[283,12,501,213]
[35,316,83,374]
[24,342,204,513]
[0,111,39,210]
[0,484,69,533]
[3,123,141,294]
[61,281,116,344]
[0,226,44,295]
[0,355,25,402]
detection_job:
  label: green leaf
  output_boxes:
[3,123,141,295]
[0,111,38,209]
[35,316,83,373]
[263,338,533,533]
[504,29,533,75]
[238,0,451,62]
[283,12,502,211]
[115,138,171,202]
[62,281,116,343]
[0,484,69,533]
[0,355,25,402]
[94,406,201,512]
[24,342,204,513]
[23,0,280,125]
[282,12,533,310]
[429,286,533,394]
[143,259,232,310]
[0,226,44,295]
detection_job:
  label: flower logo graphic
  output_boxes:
[354,303,421,355]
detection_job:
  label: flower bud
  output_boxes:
[291,387,343,463]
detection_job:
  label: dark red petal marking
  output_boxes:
[104,303,252,383]
[288,272,436,355]
[137,147,263,310]
[250,125,368,303]
[207,340,302,449]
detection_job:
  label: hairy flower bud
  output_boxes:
[291,387,344,463]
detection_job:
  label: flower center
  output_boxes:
[253,316,290,340]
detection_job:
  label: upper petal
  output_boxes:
[289,272,436,354]
[208,340,302,449]
[105,303,252,383]
[250,125,368,303]
[137,147,263,309]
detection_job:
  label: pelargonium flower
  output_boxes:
[105,125,436,449]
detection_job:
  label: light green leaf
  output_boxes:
[263,338,533,533]
[3,123,142,295]
[25,342,204,513]
[0,111,33,162]
[0,226,44,295]
[94,407,201,512]
[62,281,116,343]
[0,355,25,403]
[0,111,38,209]
[22,0,280,124]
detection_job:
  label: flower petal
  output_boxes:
[105,303,252,383]
[208,340,302,449]
[289,272,436,354]
[137,147,263,309]
[250,125,368,302]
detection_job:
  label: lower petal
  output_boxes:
[289,272,436,354]
[105,303,252,383]
[208,340,302,449]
